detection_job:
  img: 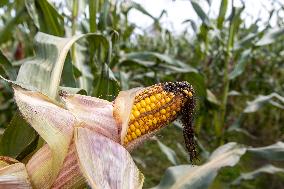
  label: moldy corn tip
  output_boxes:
[120,81,197,162]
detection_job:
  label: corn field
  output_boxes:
[0,0,283,188]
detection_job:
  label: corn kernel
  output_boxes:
[166,97,171,103]
[146,106,151,111]
[148,119,153,126]
[172,111,176,116]
[148,115,153,119]
[161,99,166,104]
[162,115,167,120]
[140,100,146,107]
[150,103,156,109]
[152,118,157,124]
[136,102,141,110]
[133,111,140,118]
[145,97,151,104]
[130,124,136,132]
[131,132,137,139]
[166,113,171,118]
[133,105,138,111]
[127,135,132,141]
[124,138,128,143]
[130,114,135,121]
[135,129,141,136]
[155,93,162,100]
[160,109,166,114]
[134,121,139,127]
[150,95,156,102]
[145,126,149,131]
[141,128,146,134]
[140,108,146,113]
[139,120,144,125]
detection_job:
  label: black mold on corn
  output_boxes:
[124,81,197,162]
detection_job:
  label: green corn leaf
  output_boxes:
[229,49,251,80]
[0,7,26,44]
[0,112,38,160]
[0,51,17,80]
[244,93,284,113]
[10,32,109,99]
[232,164,284,185]
[255,27,284,46]
[25,0,65,36]
[248,142,284,161]
[217,0,228,29]
[190,0,210,26]
[153,142,246,189]
[156,139,179,165]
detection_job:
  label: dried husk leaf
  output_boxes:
[74,127,144,189]
[13,86,77,189]
[0,156,32,189]
[61,93,119,142]
[113,87,142,144]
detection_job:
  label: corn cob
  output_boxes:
[124,81,197,161]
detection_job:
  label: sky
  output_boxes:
[127,0,282,34]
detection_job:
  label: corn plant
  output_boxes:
[0,0,284,188]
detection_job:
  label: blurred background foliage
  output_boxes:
[0,0,283,188]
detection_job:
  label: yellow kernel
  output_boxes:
[162,115,167,120]
[131,132,137,139]
[146,106,151,111]
[161,99,166,104]
[130,114,135,121]
[127,135,132,141]
[172,111,176,115]
[145,97,151,104]
[136,102,141,110]
[140,100,146,107]
[141,128,146,134]
[127,128,131,133]
[124,138,128,143]
[148,114,154,119]
[188,91,193,97]
[133,105,138,111]
[155,93,162,100]
[150,95,156,102]
[160,109,166,114]
[139,120,144,125]
[130,124,136,132]
[134,121,139,127]
[148,119,153,126]
[150,103,156,109]
[166,97,171,103]
[152,118,157,124]
[135,129,141,136]
[140,108,146,113]
[145,126,149,130]
[166,107,171,111]
[166,113,171,118]
[155,112,160,117]
[133,111,140,118]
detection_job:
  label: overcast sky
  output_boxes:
[128,0,282,33]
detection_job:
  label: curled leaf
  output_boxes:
[61,93,119,141]
[13,86,77,189]
[0,156,32,189]
[75,127,144,189]
[113,87,142,144]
